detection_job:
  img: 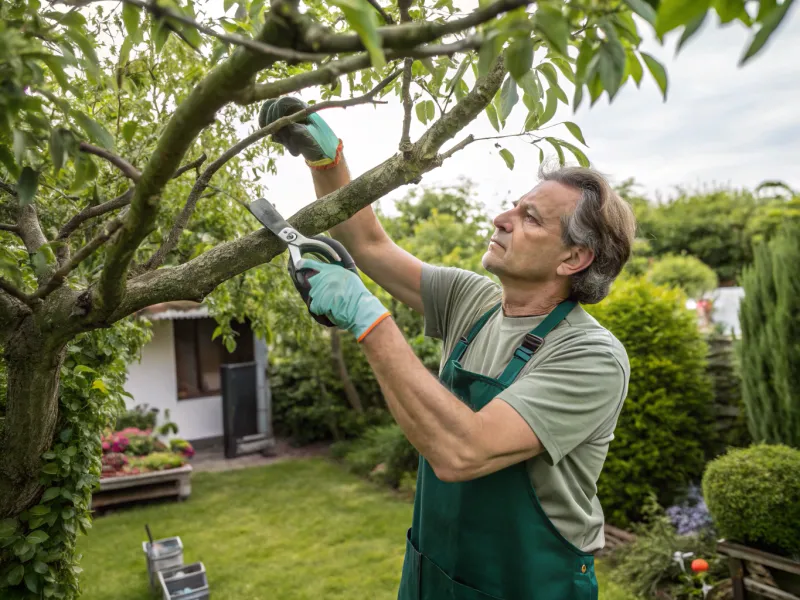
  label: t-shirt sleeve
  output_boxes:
[420,263,497,341]
[497,338,627,466]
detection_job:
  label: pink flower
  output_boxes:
[102,441,111,451]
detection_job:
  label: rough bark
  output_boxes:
[330,329,363,413]
[0,320,67,517]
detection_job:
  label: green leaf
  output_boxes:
[485,104,500,132]
[415,102,428,124]
[39,55,75,95]
[29,505,50,517]
[757,0,778,20]
[655,0,711,36]
[33,561,48,575]
[41,488,62,503]
[641,52,668,100]
[122,2,141,36]
[506,36,533,82]
[42,463,59,475]
[539,146,544,163]
[597,21,627,100]
[119,34,135,67]
[446,59,471,94]
[425,100,435,121]
[60,428,73,443]
[28,516,46,529]
[49,128,66,174]
[546,137,566,165]
[151,18,171,53]
[517,71,541,102]
[64,28,101,79]
[0,519,17,538]
[564,122,587,146]
[625,50,644,86]
[25,571,41,593]
[537,63,567,103]
[499,148,514,170]
[623,0,657,24]
[92,379,108,393]
[13,129,27,166]
[677,12,708,52]
[535,6,569,56]
[575,38,595,84]
[8,565,24,586]
[17,167,39,207]
[32,244,55,277]
[329,0,385,68]
[498,76,518,122]
[539,88,558,126]
[72,110,115,150]
[478,31,503,78]
[524,111,539,132]
[559,140,590,167]
[65,446,77,457]
[26,530,49,545]
[714,0,746,23]
[61,508,75,520]
[0,146,19,177]
[739,0,795,65]
[550,57,575,84]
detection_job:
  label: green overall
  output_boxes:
[397,300,598,600]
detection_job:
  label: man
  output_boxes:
[259,97,636,600]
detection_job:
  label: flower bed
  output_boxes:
[100,426,195,479]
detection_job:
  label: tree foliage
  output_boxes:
[0,0,793,594]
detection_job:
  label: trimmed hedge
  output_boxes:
[702,443,800,558]
[585,276,716,526]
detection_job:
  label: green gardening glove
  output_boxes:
[258,97,343,170]
[297,258,391,342]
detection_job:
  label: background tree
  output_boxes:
[0,0,793,595]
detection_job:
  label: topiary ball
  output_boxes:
[702,443,800,558]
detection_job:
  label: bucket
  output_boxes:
[157,562,209,600]
[142,536,184,594]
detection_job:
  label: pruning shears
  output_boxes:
[248,197,358,327]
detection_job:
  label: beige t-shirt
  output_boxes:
[420,264,630,552]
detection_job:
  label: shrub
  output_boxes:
[704,332,750,452]
[645,254,719,299]
[608,496,725,600]
[124,430,155,456]
[702,444,800,558]
[584,276,716,526]
[114,403,158,430]
[132,452,187,471]
[170,438,195,458]
[737,223,800,448]
[665,484,714,536]
[332,424,419,488]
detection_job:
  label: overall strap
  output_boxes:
[496,300,577,387]
[448,302,502,363]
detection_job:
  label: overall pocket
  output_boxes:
[573,563,599,600]
[419,552,505,600]
[397,529,420,600]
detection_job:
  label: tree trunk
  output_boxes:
[0,318,66,518]
[330,328,363,413]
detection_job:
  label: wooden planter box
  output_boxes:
[90,465,192,510]
[717,540,800,600]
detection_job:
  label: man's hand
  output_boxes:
[298,258,392,342]
[259,97,343,170]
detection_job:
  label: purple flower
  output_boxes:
[666,484,714,535]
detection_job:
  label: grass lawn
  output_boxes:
[76,457,633,599]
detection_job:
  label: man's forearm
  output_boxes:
[360,316,482,481]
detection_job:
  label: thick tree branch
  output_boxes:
[109,56,507,321]
[0,223,19,233]
[79,142,142,182]
[17,205,49,258]
[234,36,482,105]
[298,0,530,53]
[0,180,16,197]
[91,0,300,319]
[144,69,402,271]
[30,217,125,303]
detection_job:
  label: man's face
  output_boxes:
[481,181,583,285]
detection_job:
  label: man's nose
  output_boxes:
[493,210,512,231]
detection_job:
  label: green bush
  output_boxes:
[704,333,750,452]
[737,223,800,448]
[114,403,158,430]
[132,452,187,471]
[584,276,716,526]
[645,254,718,299]
[702,444,800,558]
[608,496,725,600]
[332,424,419,488]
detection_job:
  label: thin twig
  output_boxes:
[79,142,142,182]
[366,0,394,24]
[398,0,413,155]
[0,278,31,305]
[439,135,475,161]
[439,132,542,161]
[59,0,331,63]
[57,188,134,242]
[171,153,207,179]
[29,216,125,302]
[144,69,402,271]
[0,180,17,197]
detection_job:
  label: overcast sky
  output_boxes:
[255,3,800,220]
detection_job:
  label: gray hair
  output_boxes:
[540,164,637,304]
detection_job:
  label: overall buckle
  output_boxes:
[521,333,544,354]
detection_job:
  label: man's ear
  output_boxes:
[557,246,594,277]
